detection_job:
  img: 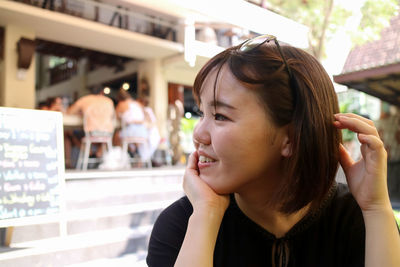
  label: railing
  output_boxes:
[13,0,254,54]
[49,60,77,85]
[14,0,178,42]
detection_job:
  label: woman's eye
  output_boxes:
[213,113,228,121]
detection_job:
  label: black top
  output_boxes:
[147,183,365,267]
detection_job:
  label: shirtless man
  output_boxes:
[67,86,115,162]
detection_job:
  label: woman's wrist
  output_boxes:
[358,188,392,215]
[192,205,227,222]
[191,197,230,217]
[362,203,394,220]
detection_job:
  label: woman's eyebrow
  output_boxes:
[208,100,236,110]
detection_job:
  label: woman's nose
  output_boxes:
[193,119,210,149]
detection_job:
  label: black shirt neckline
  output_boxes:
[229,182,338,240]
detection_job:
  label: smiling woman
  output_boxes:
[146,35,400,267]
[193,64,287,200]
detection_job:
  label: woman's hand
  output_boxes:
[183,151,230,215]
[175,151,230,267]
[334,113,390,212]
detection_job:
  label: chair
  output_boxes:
[120,120,152,168]
[76,104,115,170]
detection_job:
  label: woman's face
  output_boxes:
[193,65,288,195]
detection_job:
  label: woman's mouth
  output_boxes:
[199,155,216,163]
[198,155,217,169]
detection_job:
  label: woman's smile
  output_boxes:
[197,151,217,169]
[198,155,215,163]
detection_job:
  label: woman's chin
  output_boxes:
[199,174,233,195]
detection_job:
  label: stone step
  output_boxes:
[66,181,182,209]
[10,168,184,243]
[66,252,148,267]
[64,169,184,208]
[10,199,179,243]
[0,226,152,267]
[1,168,185,266]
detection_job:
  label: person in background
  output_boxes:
[46,96,73,168]
[38,96,72,167]
[47,96,64,112]
[138,93,161,165]
[67,85,114,160]
[37,101,49,110]
[147,35,400,266]
[115,89,149,161]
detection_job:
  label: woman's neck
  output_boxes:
[234,192,310,238]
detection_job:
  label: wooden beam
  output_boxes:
[383,84,400,97]
[346,82,400,107]
[333,63,400,84]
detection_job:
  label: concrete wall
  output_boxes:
[163,67,196,87]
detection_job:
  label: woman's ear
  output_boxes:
[280,125,293,157]
[281,135,292,157]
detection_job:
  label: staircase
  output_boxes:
[0,167,185,267]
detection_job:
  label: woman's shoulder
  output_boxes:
[322,183,364,227]
[147,196,192,266]
[116,99,128,110]
[158,196,193,222]
[129,99,143,107]
[151,196,193,237]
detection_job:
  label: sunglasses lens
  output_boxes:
[239,35,275,52]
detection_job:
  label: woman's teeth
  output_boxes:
[199,155,215,163]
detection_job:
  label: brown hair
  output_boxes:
[193,42,341,214]
[117,88,132,102]
[90,85,103,95]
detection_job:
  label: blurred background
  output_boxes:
[0,0,399,266]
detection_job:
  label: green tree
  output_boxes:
[249,0,398,60]
[353,0,399,45]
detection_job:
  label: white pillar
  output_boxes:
[77,58,89,97]
[0,24,36,108]
[138,59,168,139]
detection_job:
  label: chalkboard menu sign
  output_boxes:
[0,107,65,227]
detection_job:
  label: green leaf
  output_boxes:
[394,210,400,227]
[255,0,399,59]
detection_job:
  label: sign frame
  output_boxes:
[0,107,66,233]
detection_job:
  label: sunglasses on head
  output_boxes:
[238,34,298,105]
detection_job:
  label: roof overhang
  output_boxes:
[333,63,400,106]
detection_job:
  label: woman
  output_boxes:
[147,35,400,266]
[138,94,161,161]
[115,89,149,159]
